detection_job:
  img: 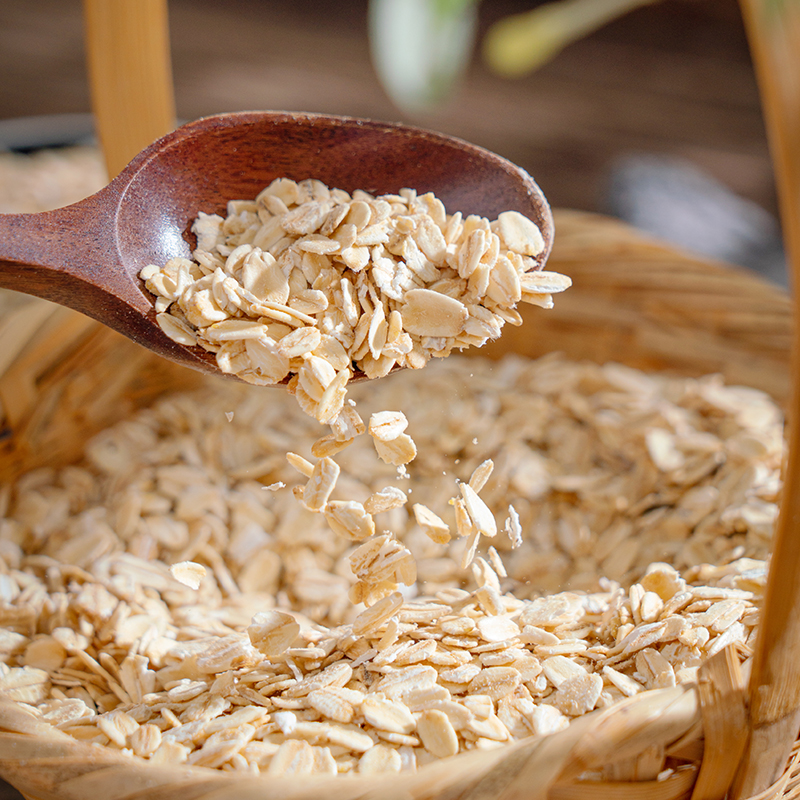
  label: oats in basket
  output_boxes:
[0,352,782,776]
[169,560,206,589]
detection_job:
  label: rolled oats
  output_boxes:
[368,411,409,442]
[324,501,376,541]
[267,739,315,776]
[364,486,408,515]
[302,457,341,512]
[247,611,300,657]
[417,709,459,758]
[169,561,206,590]
[495,211,545,256]
[412,503,451,545]
[352,592,404,636]
[459,483,498,538]
[359,743,402,773]
[142,179,566,445]
[0,342,782,776]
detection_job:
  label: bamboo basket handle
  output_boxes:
[732,0,800,796]
[83,0,176,178]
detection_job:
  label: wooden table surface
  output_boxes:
[0,1,777,798]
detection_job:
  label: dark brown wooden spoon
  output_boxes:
[0,111,554,379]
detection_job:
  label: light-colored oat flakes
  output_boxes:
[141,178,568,433]
[0,352,781,774]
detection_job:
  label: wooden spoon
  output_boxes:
[0,111,553,379]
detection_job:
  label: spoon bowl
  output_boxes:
[0,111,554,377]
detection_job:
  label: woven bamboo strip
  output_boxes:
[0,292,204,484]
[732,0,800,794]
[0,298,57,378]
[747,747,800,800]
[549,771,697,800]
[558,687,699,781]
[0,678,702,800]
[0,305,96,427]
[690,647,748,800]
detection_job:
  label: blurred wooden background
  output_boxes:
[0,0,774,216]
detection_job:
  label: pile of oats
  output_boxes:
[0,352,778,775]
[141,178,569,428]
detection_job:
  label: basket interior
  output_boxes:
[0,208,792,800]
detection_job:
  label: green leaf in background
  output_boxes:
[483,0,659,78]
[432,0,480,19]
[368,0,480,115]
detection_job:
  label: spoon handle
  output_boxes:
[0,197,138,319]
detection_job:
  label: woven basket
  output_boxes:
[0,207,795,800]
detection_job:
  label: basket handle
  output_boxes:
[83,0,176,178]
[732,1,800,796]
